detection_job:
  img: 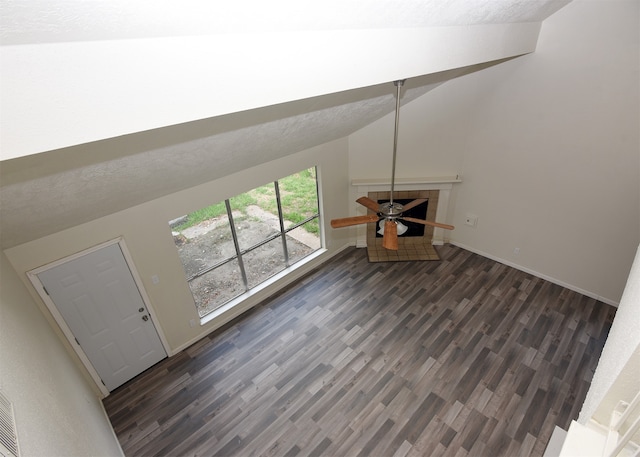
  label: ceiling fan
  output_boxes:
[330,79,454,251]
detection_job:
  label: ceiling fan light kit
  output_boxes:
[330,79,454,251]
[378,219,408,236]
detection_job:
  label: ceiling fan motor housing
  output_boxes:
[379,201,404,219]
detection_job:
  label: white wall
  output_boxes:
[453,0,639,305]
[579,244,640,424]
[349,0,640,304]
[0,252,124,457]
[5,140,351,361]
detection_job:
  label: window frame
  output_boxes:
[173,167,322,318]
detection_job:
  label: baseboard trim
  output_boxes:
[449,242,619,308]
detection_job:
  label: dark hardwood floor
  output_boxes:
[103,244,615,457]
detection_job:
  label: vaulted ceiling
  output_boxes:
[0,0,572,249]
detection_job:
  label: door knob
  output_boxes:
[138,307,145,313]
[142,315,149,321]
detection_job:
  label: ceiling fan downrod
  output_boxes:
[385,79,406,219]
[329,77,454,245]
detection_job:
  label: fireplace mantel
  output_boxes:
[350,175,461,247]
[351,176,461,187]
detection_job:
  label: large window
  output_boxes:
[169,168,321,317]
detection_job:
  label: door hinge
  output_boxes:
[42,286,49,296]
[74,337,80,346]
[101,379,106,386]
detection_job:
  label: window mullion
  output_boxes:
[283,214,318,234]
[186,256,237,282]
[274,181,290,266]
[226,199,249,291]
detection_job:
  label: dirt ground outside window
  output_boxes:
[172,205,320,316]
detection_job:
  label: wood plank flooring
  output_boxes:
[103,244,616,457]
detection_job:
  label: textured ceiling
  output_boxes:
[2,0,571,44]
[0,0,572,249]
[0,69,480,248]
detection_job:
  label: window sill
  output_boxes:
[199,248,327,327]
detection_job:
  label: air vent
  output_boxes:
[0,391,19,457]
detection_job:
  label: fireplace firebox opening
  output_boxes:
[374,198,428,238]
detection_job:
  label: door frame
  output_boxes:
[27,237,170,396]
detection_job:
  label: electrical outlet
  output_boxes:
[513,247,520,255]
[151,275,160,284]
[464,214,478,227]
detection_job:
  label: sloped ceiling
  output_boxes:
[0,0,571,249]
[2,0,571,44]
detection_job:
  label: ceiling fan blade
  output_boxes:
[402,216,455,230]
[356,196,380,213]
[382,220,399,250]
[330,214,379,228]
[400,198,427,212]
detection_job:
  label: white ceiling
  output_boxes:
[0,0,572,249]
[2,0,571,44]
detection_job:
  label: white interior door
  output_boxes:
[37,243,167,391]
